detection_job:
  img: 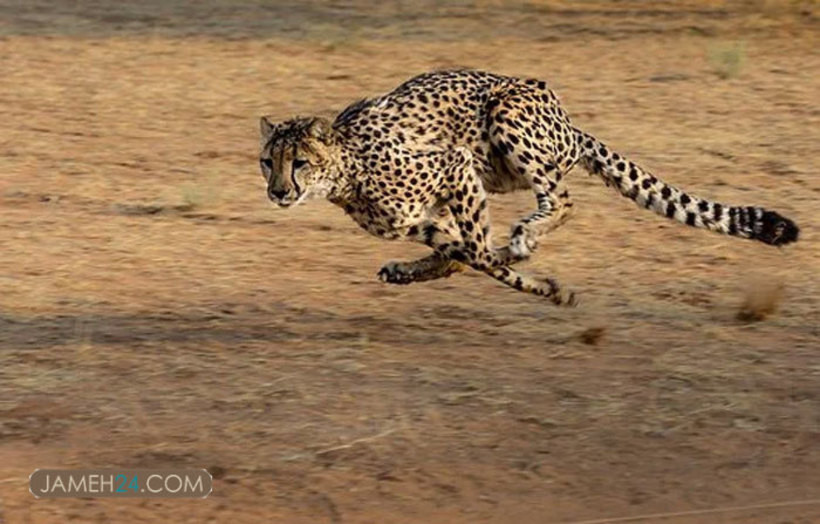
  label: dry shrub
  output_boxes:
[578,326,606,345]
[737,280,784,322]
[709,41,746,79]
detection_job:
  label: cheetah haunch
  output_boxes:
[259,69,799,305]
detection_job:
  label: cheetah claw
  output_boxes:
[377,263,416,285]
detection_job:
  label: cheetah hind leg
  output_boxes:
[378,252,465,285]
[510,186,574,259]
[487,266,577,307]
[379,255,576,305]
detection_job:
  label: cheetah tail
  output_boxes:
[573,128,799,246]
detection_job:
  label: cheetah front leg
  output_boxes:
[378,251,465,285]
[378,215,466,285]
[377,215,525,285]
[376,176,520,286]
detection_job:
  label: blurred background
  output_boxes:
[0,1,818,522]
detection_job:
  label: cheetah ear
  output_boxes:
[307,117,331,140]
[260,116,277,138]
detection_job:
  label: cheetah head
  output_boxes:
[259,116,337,208]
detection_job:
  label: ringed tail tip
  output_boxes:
[755,211,799,246]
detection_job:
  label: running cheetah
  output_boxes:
[259,69,799,305]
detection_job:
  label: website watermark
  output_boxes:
[30,469,212,499]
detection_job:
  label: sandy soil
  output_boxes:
[1,1,819,523]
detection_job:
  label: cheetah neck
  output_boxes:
[323,142,365,206]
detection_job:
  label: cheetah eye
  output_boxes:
[292,158,309,170]
[260,158,273,170]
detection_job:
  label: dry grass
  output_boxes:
[0,2,818,523]
[709,41,747,79]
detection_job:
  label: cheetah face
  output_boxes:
[259,116,334,208]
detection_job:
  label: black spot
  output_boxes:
[745,206,758,227]
[680,194,691,205]
[423,225,437,245]
[661,186,672,199]
[713,203,723,221]
[666,202,677,218]
[686,212,697,226]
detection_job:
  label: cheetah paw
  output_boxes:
[562,290,579,308]
[377,262,417,285]
[543,278,578,307]
[509,233,537,260]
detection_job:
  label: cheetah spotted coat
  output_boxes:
[259,69,799,305]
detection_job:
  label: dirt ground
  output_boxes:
[1,1,819,523]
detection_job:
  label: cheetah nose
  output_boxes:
[268,187,287,200]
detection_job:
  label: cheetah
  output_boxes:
[259,69,799,305]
